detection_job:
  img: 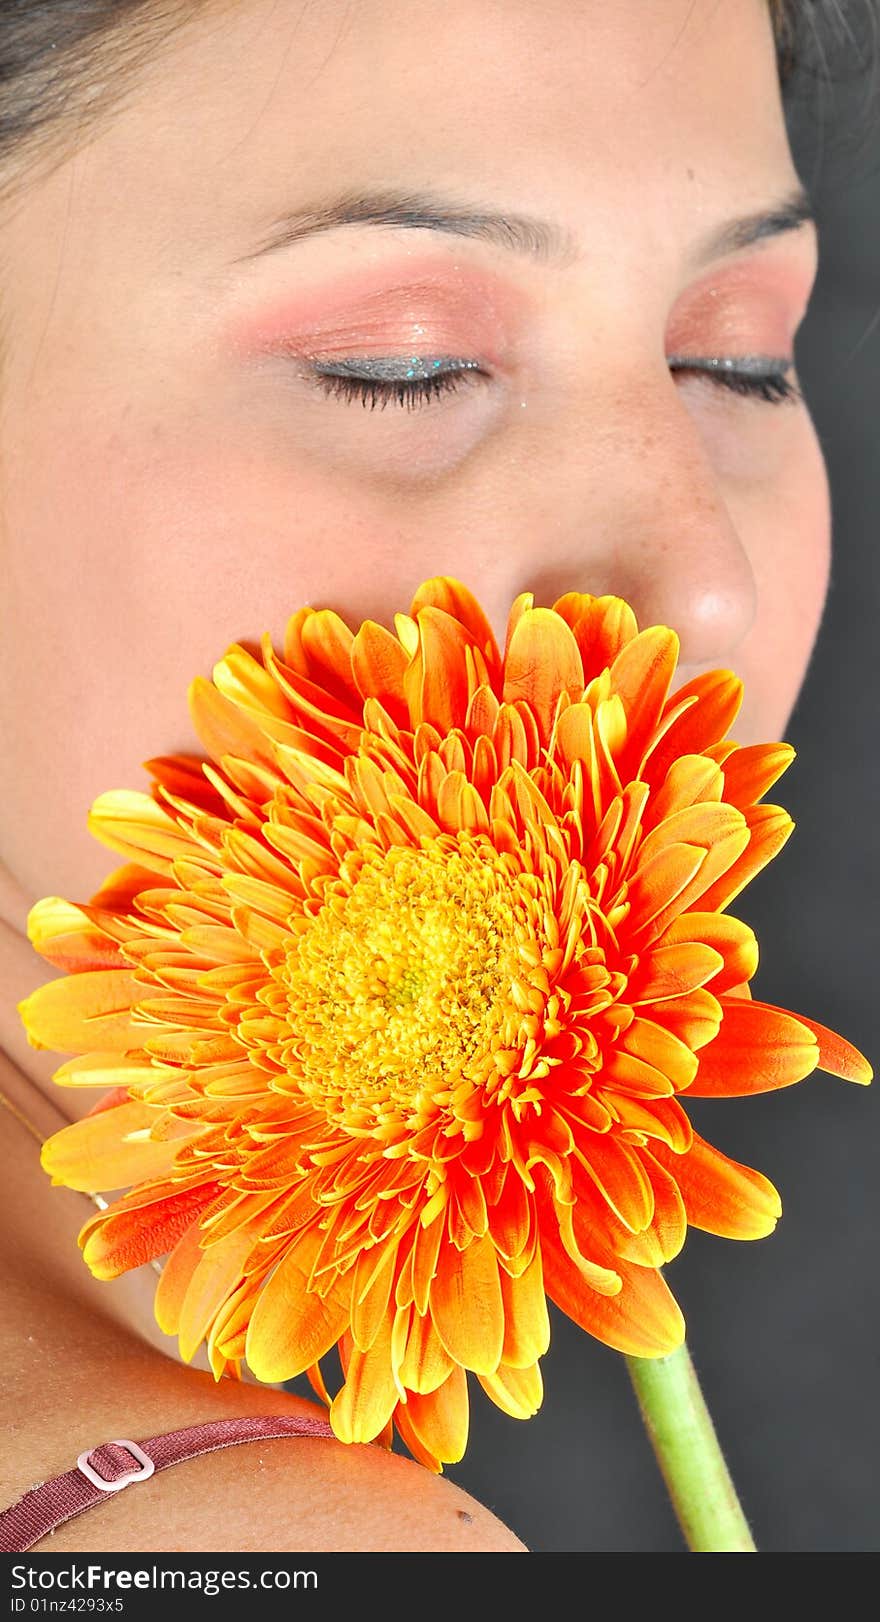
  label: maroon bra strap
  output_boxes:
[0,1413,336,1552]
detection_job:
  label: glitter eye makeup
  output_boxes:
[309,355,485,410]
[667,354,802,406]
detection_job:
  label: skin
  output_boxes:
[0,0,829,1551]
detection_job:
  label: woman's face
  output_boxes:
[0,0,827,906]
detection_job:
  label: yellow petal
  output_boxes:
[86,790,197,873]
[430,1233,505,1376]
[154,1220,205,1335]
[178,1225,260,1362]
[25,897,125,972]
[246,1227,349,1383]
[19,968,145,1054]
[399,1308,454,1394]
[478,1360,544,1420]
[51,1052,174,1089]
[41,1101,186,1192]
[499,1245,551,1367]
[350,1240,398,1353]
[330,1311,399,1443]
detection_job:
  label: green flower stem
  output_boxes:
[625,1341,756,1552]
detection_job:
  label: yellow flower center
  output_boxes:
[280,834,540,1123]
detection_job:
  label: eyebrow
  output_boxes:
[232,184,815,270]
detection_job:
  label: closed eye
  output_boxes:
[309,356,484,411]
[304,353,803,410]
[667,354,802,405]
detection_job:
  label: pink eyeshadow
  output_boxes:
[229,252,531,368]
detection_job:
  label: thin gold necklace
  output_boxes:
[0,1082,164,1274]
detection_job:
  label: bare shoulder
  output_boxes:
[22,1340,525,1554]
[36,1401,526,1554]
[41,1437,525,1554]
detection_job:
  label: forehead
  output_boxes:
[12,0,793,272]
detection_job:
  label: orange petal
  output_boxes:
[87,862,163,912]
[646,670,744,782]
[542,1232,685,1357]
[246,1227,349,1383]
[608,1093,693,1153]
[41,1101,188,1192]
[752,1001,872,1085]
[430,1233,505,1376]
[660,912,759,996]
[615,1017,698,1090]
[651,1132,781,1239]
[552,593,639,677]
[189,673,287,772]
[144,753,228,815]
[351,619,410,723]
[631,807,751,944]
[403,606,472,732]
[719,741,796,808]
[403,1364,470,1465]
[571,1135,655,1232]
[648,988,722,1051]
[393,1402,441,1472]
[409,576,503,684]
[299,608,362,710]
[624,843,707,939]
[639,755,723,835]
[609,626,680,778]
[600,1047,675,1098]
[613,1152,687,1265]
[80,1180,221,1279]
[627,942,725,1004]
[697,804,794,913]
[19,967,145,1055]
[687,996,819,1096]
[503,607,584,748]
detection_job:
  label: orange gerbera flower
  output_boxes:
[20,578,870,1469]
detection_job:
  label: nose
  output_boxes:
[475,376,758,671]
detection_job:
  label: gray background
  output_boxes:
[437,42,880,1553]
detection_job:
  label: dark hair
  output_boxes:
[0,1,234,202]
[772,0,879,85]
[0,1,876,203]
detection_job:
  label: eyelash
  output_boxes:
[309,358,803,411]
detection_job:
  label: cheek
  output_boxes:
[730,410,831,743]
[0,400,439,898]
